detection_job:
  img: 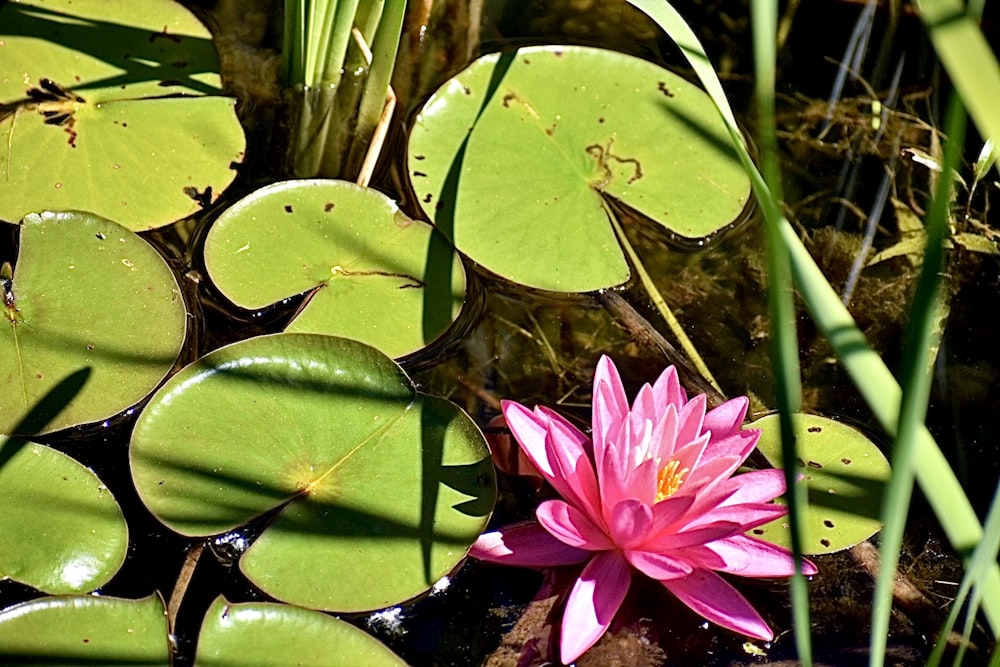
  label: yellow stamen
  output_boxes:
[656,459,689,501]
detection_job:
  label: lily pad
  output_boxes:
[130,333,495,612]
[1,211,186,434]
[407,44,750,292]
[0,436,127,593]
[195,597,406,667]
[0,0,246,230]
[0,594,169,665]
[204,180,465,358]
[749,413,891,555]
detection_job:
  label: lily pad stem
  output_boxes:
[606,208,723,396]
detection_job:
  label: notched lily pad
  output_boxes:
[0,594,169,665]
[749,413,891,555]
[130,333,495,612]
[204,179,466,359]
[0,435,127,593]
[0,0,246,229]
[408,45,751,292]
[0,211,186,434]
[195,597,406,667]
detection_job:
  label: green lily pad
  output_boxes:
[195,597,406,667]
[1,211,186,434]
[130,333,495,612]
[407,44,750,292]
[749,413,891,555]
[0,436,127,593]
[203,180,465,358]
[0,0,245,230]
[0,594,169,665]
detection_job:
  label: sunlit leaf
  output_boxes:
[194,597,406,667]
[0,211,186,434]
[0,0,246,229]
[750,413,891,554]
[407,45,750,292]
[204,180,465,358]
[130,333,495,611]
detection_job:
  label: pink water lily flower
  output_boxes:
[471,356,817,664]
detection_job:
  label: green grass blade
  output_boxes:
[870,93,965,667]
[915,0,1000,146]
[749,0,811,662]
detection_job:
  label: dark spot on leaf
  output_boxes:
[523,58,531,64]
[75,75,81,82]
[823,519,835,528]
[807,460,823,469]
[35,373,42,379]
[502,93,515,108]
[820,538,831,547]
[462,86,471,95]
[183,186,213,208]
[423,193,433,203]
[96,232,107,240]
[598,117,605,123]
[752,528,765,535]
[657,81,674,97]
[284,205,293,213]
[808,426,822,433]
[841,458,852,465]
[413,171,427,178]
[150,26,182,43]
[87,344,95,350]
[82,638,90,644]
[324,202,335,212]
[553,50,564,57]
[414,154,425,160]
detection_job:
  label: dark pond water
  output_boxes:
[3,0,1000,664]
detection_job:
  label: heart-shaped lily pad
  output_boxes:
[0,594,169,665]
[748,413,891,554]
[203,179,466,359]
[1,211,186,434]
[130,333,495,612]
[195,597,406,667]
[0,435,127,593]
[0,0,246,230]
[407,45,751,292]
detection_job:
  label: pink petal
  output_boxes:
[643,521,744,552]
[470,521,589,567]
[609,498,653,548]
[626,549,692,580]
[536,500,613,551]
[592,356,629,472]
[685,502,789,533]
[675,393,707,449]
[651,364,686,411]
[560,551,632,664]
[717,469,788,506]
[662,569,773,641]
[541,411,603,518]
[648,402,680,463]
[705,534,819,577]
[648,494,696,534]
[698,429,760,470]
[702,396,750,437]
[501,401,556,477]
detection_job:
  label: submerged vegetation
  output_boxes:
[1,0,999,664]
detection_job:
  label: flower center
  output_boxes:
[655,459,689,501]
